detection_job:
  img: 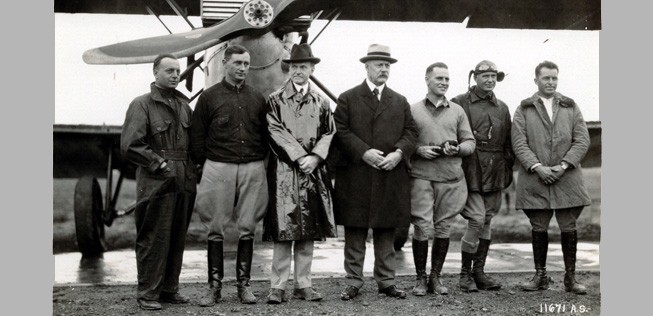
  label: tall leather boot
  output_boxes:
[237,239,257,304]
[561,231,587,294]
[520,231,552,291]
[411,239,429,296]
[472,238,502,290]
[427,238,449,295]
[459,250,478,292]
[199,240,224,307]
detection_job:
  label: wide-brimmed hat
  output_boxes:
[282,43,321,64]
[359,44,398,64]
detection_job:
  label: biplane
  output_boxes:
[54,0,601,256]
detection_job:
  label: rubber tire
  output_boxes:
[394,226,410,251]
[74,176,106,256]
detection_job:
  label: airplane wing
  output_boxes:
[82,0,345,64]
[58,0,601,31]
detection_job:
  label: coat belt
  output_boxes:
[155,150,188,161]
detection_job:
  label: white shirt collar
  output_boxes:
[292,82,310,95]
[365,79,385,98]
[539,96,554,121]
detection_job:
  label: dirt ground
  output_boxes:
[53,271,600,316]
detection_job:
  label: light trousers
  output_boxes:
[270,240,314,290]
[195,159,268,241]
[410,177,468,241]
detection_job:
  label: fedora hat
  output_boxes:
[282,43,321,64]
[359,44,397,64]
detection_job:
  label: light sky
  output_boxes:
[55,13,599,125]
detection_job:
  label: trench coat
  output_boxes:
[263,81,337,241]
[511,92,591,210]
[332,81,418,228]
[452,88,514,192]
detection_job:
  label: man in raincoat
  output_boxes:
[121,54,197,310]
[263,43,337,304]
[513,61,591,295]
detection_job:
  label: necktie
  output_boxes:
[372,88,379,100]
[299,88,305,96]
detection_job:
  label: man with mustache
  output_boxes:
[191,45,269,305]
[121,54,197,310]
[450,60,514,292]
[263,43,337,304]
[409,62,475,297]
[513,61,591,295]
[333,44,418,300]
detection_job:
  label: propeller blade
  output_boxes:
[82,0,345,65]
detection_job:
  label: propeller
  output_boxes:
[82,0,345,65]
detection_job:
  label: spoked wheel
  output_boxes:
[394,226,410,251]
[74,176,106,256]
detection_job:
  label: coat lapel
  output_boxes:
[357,82,378,113]
[374,87,393,119]
[531,97,553,132]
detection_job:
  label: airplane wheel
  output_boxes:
[74,176,106,256]
[394,226,410,251]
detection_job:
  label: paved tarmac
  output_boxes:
[54,240,599,286]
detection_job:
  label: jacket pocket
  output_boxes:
[216,115,230,126]
[151,120,171,148]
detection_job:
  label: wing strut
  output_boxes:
[310,8,341,45]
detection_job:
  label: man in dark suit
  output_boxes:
[333,44,418,300]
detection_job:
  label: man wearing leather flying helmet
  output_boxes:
[451,60,514,293]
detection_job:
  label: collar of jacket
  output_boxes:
[520,92,576,108]
[469,86,498,106]
[425,94,449,108]
[149,83,189,104]
[281,79,317,101]
[221,79,246,93]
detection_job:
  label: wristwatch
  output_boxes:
[560,161,569,170]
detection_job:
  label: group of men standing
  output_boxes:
[120,42,592,311]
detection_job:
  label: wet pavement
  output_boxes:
[54,240,599,286]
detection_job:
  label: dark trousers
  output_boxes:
[134,181,195,300]
[344,226,396,289]
[523,206,584,232]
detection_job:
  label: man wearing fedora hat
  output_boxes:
[333,44,418,300]
[262,43,337,304]
[450,60,514,292]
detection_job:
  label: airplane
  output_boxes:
[54,0,602,256]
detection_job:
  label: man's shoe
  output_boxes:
[159,292,190,304]
[137,298,162,310]
[266,289,286,304]
[378,285,407,299]
[198,286,221,307]
[293,287,323,301]
[238,285,257,304]
[340,285,359,301]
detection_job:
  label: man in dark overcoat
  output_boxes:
[121,54,197,310]
[333,44,418,300]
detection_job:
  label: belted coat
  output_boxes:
[332,81,418,228]
[511,92,591,210]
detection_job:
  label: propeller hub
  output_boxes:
[244,0,274,28]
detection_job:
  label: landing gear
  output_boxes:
[74,176,106,257]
